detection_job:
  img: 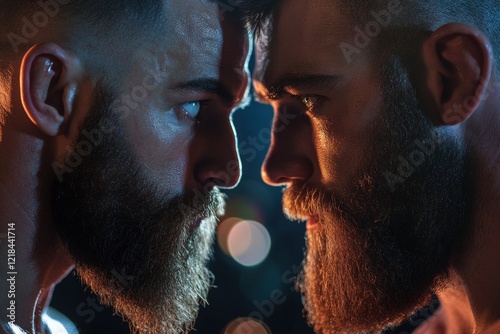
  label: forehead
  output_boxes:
[254,0,353,83]
[133,0,249,84]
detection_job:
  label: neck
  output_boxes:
[0,183,49,333]
[457,190,500,332]
[430,87,500,333]
[0,129,73,333]
[467,91,500,331]
[437,150,500,333]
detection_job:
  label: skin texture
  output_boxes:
[253,0,499,333]
[52,82,225,333]
[0,0,249,332]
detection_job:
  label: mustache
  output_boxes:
[180,187,227,221]
[282,184,338,222]
[52,176,227,230]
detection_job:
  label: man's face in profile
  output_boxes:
[51,1,249,332]
[254,1,472,332]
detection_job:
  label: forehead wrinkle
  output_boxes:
[170,0,222,38]
[131,2,223,84]
[136,47,222,85]
[157,0,223,63]
[171,23,222,61]
[173,12,222,46]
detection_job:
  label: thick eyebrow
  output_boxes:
[255,74,341,102]
[174,78,248,108]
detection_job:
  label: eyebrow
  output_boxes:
[255,74,341,102]
[174,78,249,109]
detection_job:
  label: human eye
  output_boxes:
[173,101,201,122]
[297,95,324,115]
[301,96,319,110]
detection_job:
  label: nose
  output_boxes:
[261,106,314,186]
[194,117,241,189]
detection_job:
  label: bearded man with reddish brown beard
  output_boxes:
[243,0,500,333]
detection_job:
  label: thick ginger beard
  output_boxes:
[284,57,473,333]
[52,82,223,333]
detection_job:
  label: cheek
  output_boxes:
[314,81,384,186]
[124,109,195,188]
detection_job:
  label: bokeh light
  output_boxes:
[218,217,244,256]
[226,220,271,267]
[224,318,271,334]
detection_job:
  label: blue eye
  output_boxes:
[172,101,202,123]
[181,101,201,119]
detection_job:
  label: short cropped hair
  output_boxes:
[0,0,165,75]
[241,0,499,74]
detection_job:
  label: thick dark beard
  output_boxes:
[52,83,224,333]
[285,57,473,333]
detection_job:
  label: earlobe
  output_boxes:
[422,23,493,125]
[20,43,82,137]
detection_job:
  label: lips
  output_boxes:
[306,217,319,231]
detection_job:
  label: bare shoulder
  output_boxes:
[483,320,500,334]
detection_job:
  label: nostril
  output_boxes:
[261,168,278,185]
[194,154,241,190]
[261,157,313,186]
[209,176,229,188]
[202,169,240,189]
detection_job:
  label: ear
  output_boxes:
[20,43,83,137]
[422,23,493,125]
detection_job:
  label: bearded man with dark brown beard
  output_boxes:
[0,0,250,332]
